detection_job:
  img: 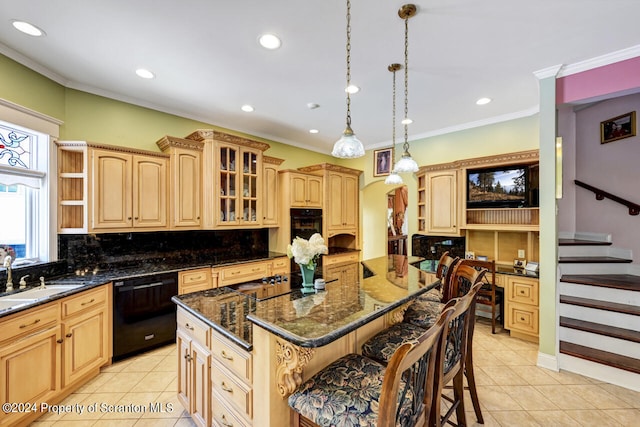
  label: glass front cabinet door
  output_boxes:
[216,142,262,227]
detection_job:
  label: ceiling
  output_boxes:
[1,1,640,154]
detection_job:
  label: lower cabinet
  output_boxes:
[177,307,254,426]
[177,309,211,427]
[504,275,539,341]
[180,268,214,295]
[0,284,111,426]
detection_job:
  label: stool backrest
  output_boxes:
[378,306,454,427]
[447,262,487,300]
[436,251,461,302]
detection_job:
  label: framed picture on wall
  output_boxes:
[600,111,636,144]
[374,148,393,176]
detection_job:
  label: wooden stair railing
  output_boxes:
[575,180,640,216]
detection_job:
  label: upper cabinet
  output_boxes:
[185,129,270,229]
[57,141,169,234]
[157,136,204,229]
[262,156,284,226]
[282,171,323,208]
[298,163,362,244]
[422,169,460,236]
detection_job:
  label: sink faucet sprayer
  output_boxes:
[3,255,13,292]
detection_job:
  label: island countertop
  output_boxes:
[173,254,435,351]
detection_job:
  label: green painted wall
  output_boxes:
[360,115,540,261]
[0,55,65,119]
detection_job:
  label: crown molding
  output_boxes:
[557,44,640,77]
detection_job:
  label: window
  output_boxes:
[0,120,50,263]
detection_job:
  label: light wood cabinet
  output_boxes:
[211,328,253,426]
[297,163,362,248]
[326,171,359,235]
[212,257,289,288]
[57,141,169,233]
[0,284,111,426]
[416,168,461,236]
[91,150,169,230]
[505,275,539,342]
[157,136,204,229]
[177,309,211,427]
[284,171,323,208]
[262,156,284,226]
[184,129,271,229]
[179,268,213,295]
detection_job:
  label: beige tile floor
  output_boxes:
[31,320,640,426]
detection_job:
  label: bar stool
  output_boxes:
[363,263,487,426]
[420,251,460,303]
[288,307,453,427]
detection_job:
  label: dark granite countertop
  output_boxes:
[415,258,539,279]
[0,251,288,319]
[173,255,433,351]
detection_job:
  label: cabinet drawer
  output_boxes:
[181,269,210,285]
[217,263,269,286]
[507,278,539,305]
[0,303,59,343]
[212,390,251,427]
[211,330,252,383]
[212,362,252,419]
[506,303,539,336]
[494,274,506,288]
[62,286,107,318]
[271,257,289,271]
[322,252,359,266]
[177,308,209,346]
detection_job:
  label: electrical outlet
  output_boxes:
[518,249,525,258]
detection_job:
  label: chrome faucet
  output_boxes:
[4,255,13,292]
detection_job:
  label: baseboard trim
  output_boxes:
[537,351,558,372]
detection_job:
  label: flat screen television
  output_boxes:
[466,164,539,208]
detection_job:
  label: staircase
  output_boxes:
[557,234,640,391]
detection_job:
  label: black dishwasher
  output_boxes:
[113,272,178,361]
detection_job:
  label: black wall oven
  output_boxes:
[290,208,322,240]
[113,272,178,361]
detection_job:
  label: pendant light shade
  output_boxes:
[332,126,364,158]
[384,171,404,185]
[392,4,419,174]
[332,0,365,159]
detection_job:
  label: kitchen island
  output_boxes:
[172,255,435,427]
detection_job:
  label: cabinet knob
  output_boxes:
[220,350,234,361]
[221,381,233,393]
[66,333,73,338]
[134,216,139,220]
[127,217,132,220]
[220,415,233,427]
[57,338,64,344]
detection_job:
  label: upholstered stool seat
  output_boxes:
[403,298,444,329]
[418,287,442,303]
[362,322,427,364]
[288,353,415,427]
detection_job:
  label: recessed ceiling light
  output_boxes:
[476,97,492,105]
[241,105,255,112]
[401,118,413,125]
[135,68,155,79]
[12,20,45,37]
[345,85,360,94]
[259,34,281,50]
[309,129,319,134]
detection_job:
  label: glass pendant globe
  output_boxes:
[393,153,419,173]
[331,126,365,158]
[384,171,403,185]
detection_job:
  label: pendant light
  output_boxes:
[385,63,403,185]
[332,0,365,159]
[392,4,419,174]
